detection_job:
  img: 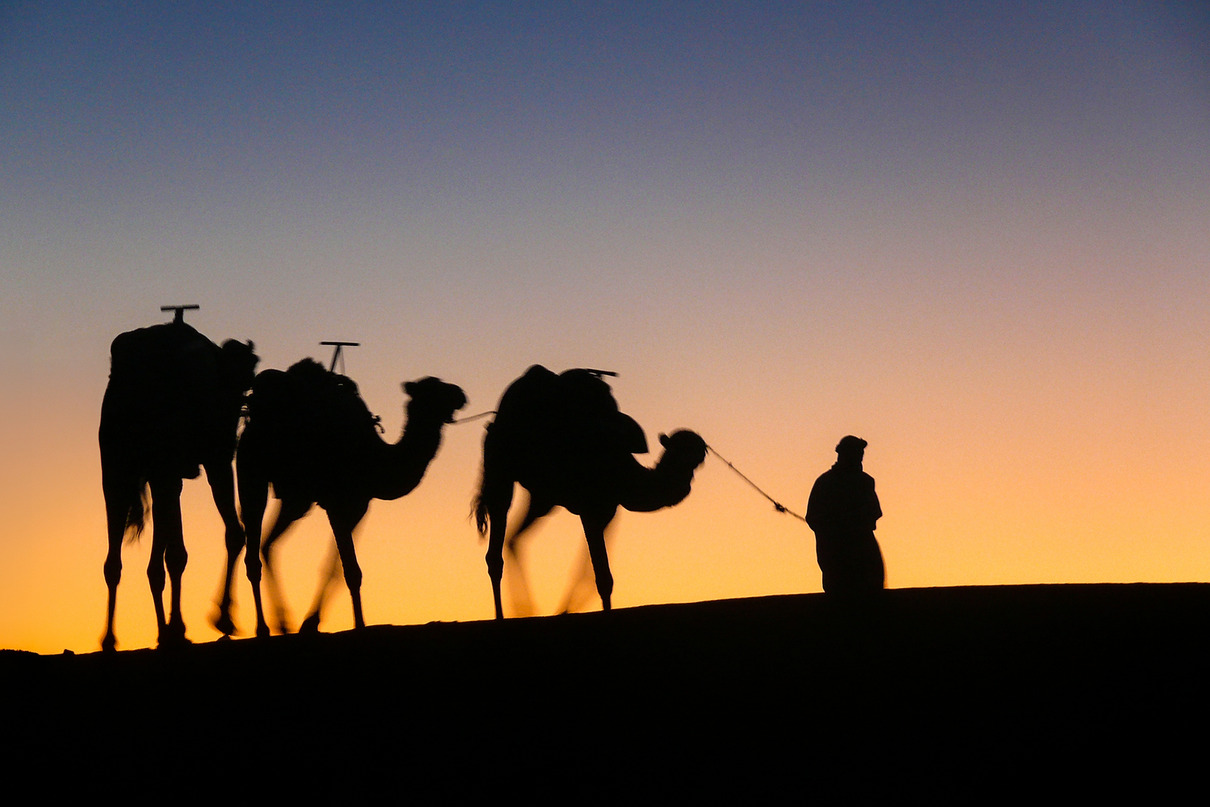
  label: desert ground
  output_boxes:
[4,584,1207,800]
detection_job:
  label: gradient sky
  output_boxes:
[2,1,1207,653]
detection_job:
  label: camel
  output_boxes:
[99,319,258,651]
[233,358,466,636]
[473,365,708,619]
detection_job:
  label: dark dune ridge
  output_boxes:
[4,583,1207,799]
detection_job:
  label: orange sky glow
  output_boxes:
[2,3,1207,654]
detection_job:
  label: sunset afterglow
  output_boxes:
[2,2,1207,654]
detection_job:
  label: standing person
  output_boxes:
[806,436,884,596]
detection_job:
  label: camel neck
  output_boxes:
[619,454,695,513]
[373,412,445,500]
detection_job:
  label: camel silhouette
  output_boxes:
[99,319,258,651]
[232,358,466,636]
[474,365,707,619]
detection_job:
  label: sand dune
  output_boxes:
[4,584,1206,799]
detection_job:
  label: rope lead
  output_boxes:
[452,410,497,425]
[706,444,807,522]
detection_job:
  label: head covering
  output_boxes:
[835,435,867,455]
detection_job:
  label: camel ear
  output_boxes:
[403,381,413,395]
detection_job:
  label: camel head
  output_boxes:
[219,339,259,391]
[619,429,707,513]
[402,377,468,424]
[657,430,708,473]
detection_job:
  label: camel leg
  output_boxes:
[484,486,514,620]
[236,460,273,639]
[580,512,615,612]
[163,484,189,645]
[148,526,168,638]
[206,458,244,638]
[148,476,188,646]
[299,544,342,635]
[260,496,313,635]
[558,518,616,613]
[504,494,554,618]
[488,526,506,620]
[557,544,602,615]
[101,471,135,653]
[325,502,369,630]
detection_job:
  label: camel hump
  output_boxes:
[104,320,251,479]
[506,365,619,422]
[249,358,376,436]
[109,321,211,380]
[557,368,617,412]
[496,364,648,455]
[555,368,648,454]
[107,321,230,416]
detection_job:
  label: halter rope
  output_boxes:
[706,444,807,522]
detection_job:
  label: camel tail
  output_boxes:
[472,422,500,538]
[472,489,490,537]
[125,481,150,543]
[472,460,509,538]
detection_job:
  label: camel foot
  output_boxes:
[157,619,190,650]
[156,633,192,651]
[255,622,271,640]
[212,610,236,638]
[101,634,117,654]
[299,613,321,635]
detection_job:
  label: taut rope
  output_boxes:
[706,444,807,522]
[452,410,497,425]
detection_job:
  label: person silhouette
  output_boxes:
[805,436,884,597]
